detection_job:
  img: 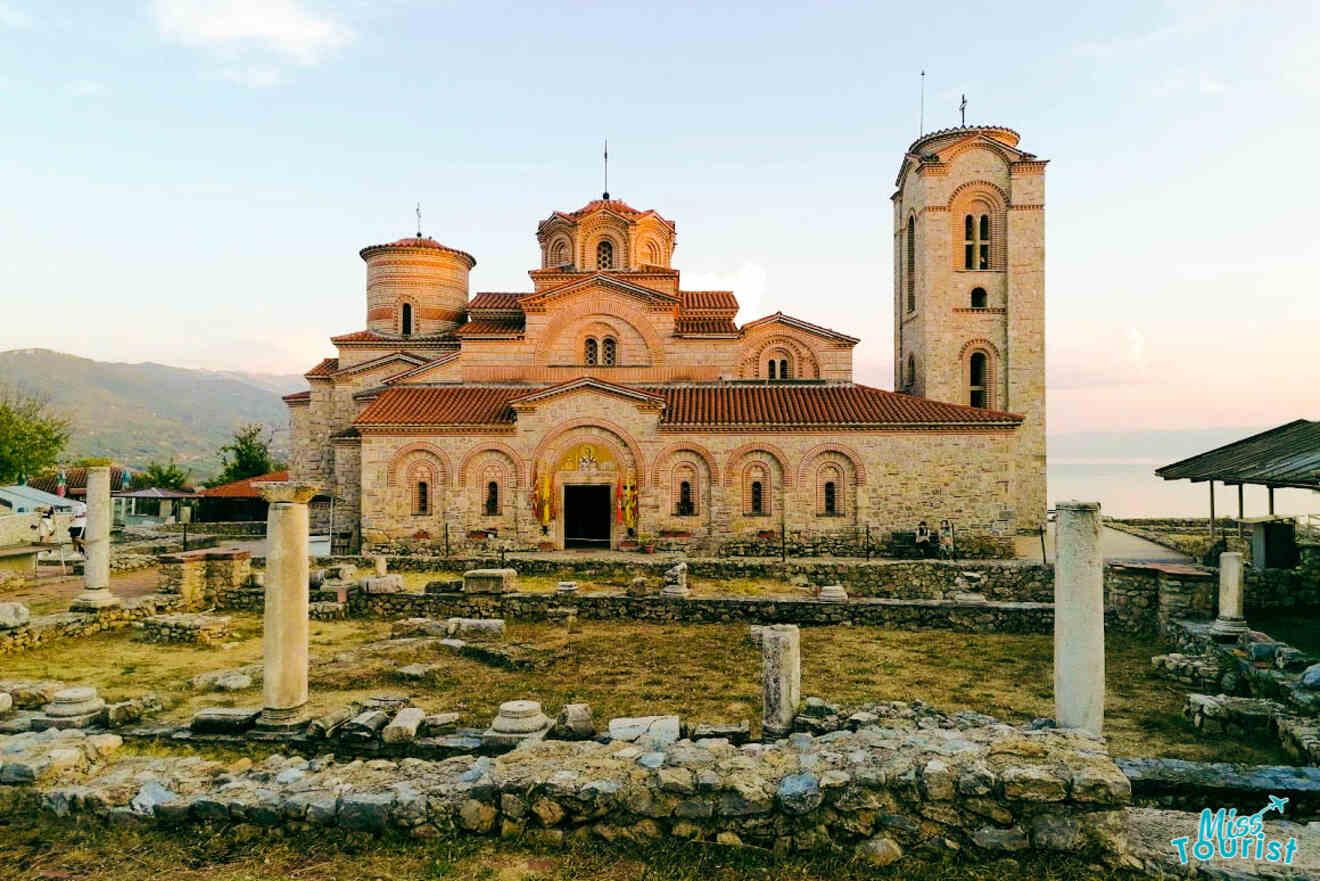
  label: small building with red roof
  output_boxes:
[285,130,1046,549]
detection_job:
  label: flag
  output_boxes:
[120,469,132,490]
[56,469,67,498]
[615,476,623,525]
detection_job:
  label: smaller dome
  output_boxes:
[359,236,476,267]
[567,198,644,218]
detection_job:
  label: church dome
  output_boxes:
[359,236,476,267]
[564,198,644,218]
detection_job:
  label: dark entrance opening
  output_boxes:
[564,484,612,549]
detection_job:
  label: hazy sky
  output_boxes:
[1,0,1316,435]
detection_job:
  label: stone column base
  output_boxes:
[1210,616,1248,642]
[256,704,308,731]
[69,589,120,611]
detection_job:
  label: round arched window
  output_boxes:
[596,240,614,270]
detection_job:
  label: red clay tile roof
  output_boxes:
[648,384,1020,427]
[305,357,338,378]
[200,470,289,499]
[28,466,129,497]
[358,237,476,267]
[283,390,311,403]
[675,317,740,335]
[541,199,675,231]
[741,312,860,344]
[455,319,525,337]
[679,291,739,312]
[467,292,527,311]
[355,383,1022,429]
[355,386,526,426]
[330,329,457,344]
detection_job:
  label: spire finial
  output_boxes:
[960,93,967,127]
[602,138,609,200]
[919,70,925,136]
[416,202,422,238]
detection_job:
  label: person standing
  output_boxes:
[69,506,87,555]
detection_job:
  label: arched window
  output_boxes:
[964,214,991,270]
[550,240,568,267]
[401,302,413,336]
[602,337,617,366]
[824,481,836,515]
[485,480,499,516]
[905,353,916,390]
[971,287,987,308]
[906,217,916,312]
[585,338,598,365]
[767,360,777,379]
[645,240,661,265]
[415,480,429,515]
[969,351,988,408]
[779,359,790,379]
[596,240,613,270]
[678,481,693,516]
[750,481,764,515]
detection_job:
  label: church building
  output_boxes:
[285,126,1046,549]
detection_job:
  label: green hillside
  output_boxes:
[0,349,301,482]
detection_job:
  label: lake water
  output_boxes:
[1048,463,1320,519]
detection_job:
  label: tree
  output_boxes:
[0,385,72,485]
[139,460,191,490]
[211,424,284,487]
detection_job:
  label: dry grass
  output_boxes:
[0,608,1288,763]
[0,813,1134,881]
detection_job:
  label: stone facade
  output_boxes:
[287,131,1047,549]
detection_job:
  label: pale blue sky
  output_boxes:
[1,0,1316,434]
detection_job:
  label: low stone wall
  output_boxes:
[137,614,231,645]
[136,521,266,537]
[0,595,184,656]
[0,715,1133,867]
[157,549,251,608]
[1118,756,1320,818]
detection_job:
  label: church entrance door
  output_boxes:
[563,484,612,549]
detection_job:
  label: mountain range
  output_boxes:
[0,348,303,482]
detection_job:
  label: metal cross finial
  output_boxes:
[960,94,967,126]
[416,202,422,238]
[602,138,609,200]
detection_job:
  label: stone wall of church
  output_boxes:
[356,391,1024,546]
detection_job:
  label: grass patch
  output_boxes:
[0,813,1137,881]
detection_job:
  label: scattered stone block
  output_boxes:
[626,576,651,597]
[382,707,425,744]
[422,712,461,736]
[483,700,551,749]
[553,703,595,740]
[34,686,107,730]
[0,680,64,709]
[192,666,261,692]
[462,568,516,594]
[555,581,578,595]
[817,584,848,603]
[0,602,31,630]
[397,664,440,681]
[391,617,449,638]
[307,703,361,740]
[105,693,163,727]
[309,601,346,620]
[691,720,750,745]
[0,693,10,715]
[447,617,505,638]
[323,563,357,583]
[424,579,464,594]
[660,562,689,598]
[363,575,403,594]
[190,706,260,733]
[341,709,391,743]
[607,715,681,748]
[139,613,231,645]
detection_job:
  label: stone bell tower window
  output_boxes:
[964,214,991,270]
[602,337,617,366]
[971,287,987,308]
[414,480,429,515]
[585,338,598,365]
[969,352,988,408]
[906,218,916,312]
[485,481,499,516]
[401,302,413,336]
[596,240,613,270]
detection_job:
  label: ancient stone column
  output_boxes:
[1210,551,1248,641]
[761,624,801,738]
[257,481,319,729]
[1054,500,1104,735]
[70,466,119,611]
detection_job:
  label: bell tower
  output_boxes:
[892,125,1047,526]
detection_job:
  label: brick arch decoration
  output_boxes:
[949,181,1009,271]
[535,298,666,366]
[739,335,821,379]
[386,442,453,488]
[458,442,526,488]
[942,138,1017,167]
[947,179,1009,208]
[795,442,868,488]
[724,442,793,488]
[958,338,1001,361]
[959,338,1000,410]
[650,441,720,487]
[530,418,647,487]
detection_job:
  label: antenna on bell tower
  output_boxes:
[960,94,967,127]
[602,138,609,200]
[415,202,423,238]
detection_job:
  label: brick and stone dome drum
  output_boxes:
[359,237,477,336]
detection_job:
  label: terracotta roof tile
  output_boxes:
[27,466,129,496]
[200,470,289,499]
[355,383,1022,429]
[358,237,476,267]
[283,390,311,403]
[678,291,739,312]
[305,357,338,378]
[330,329,457,344]
[355,386,526,426]
[675,317,740,335]
[741,312,860,344]
[455,318,525,337]
[467,292,527,311]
